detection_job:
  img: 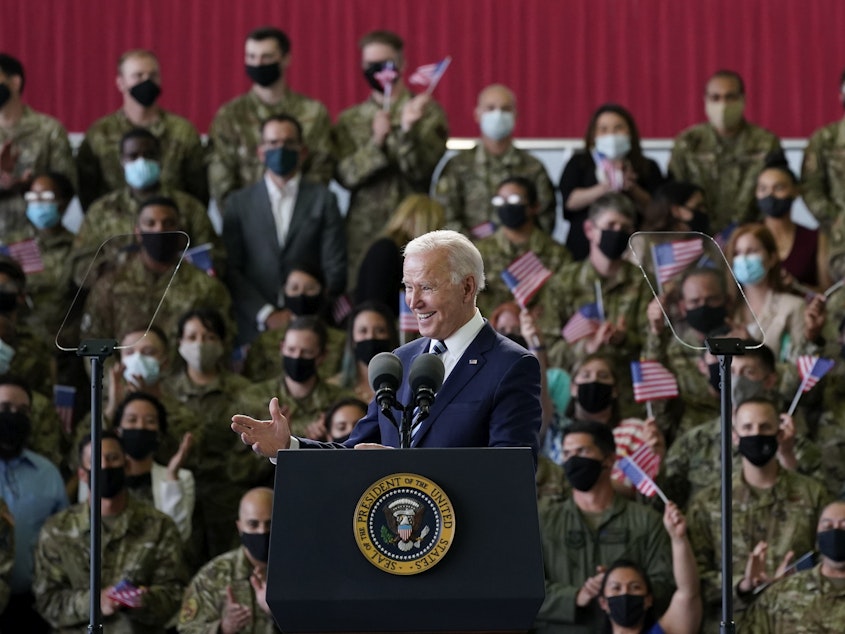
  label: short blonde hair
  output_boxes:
[117,49,158,74]
[383,194,445,246]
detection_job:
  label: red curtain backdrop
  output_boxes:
[2,0,843,138]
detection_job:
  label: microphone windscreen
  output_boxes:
[368,352,404,391]
[408,353,445,393]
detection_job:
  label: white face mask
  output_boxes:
[178,340,224,374]
[480,109,515,141]
[0,338,15,374]
[594,133,631,160]
[122,352,161,386]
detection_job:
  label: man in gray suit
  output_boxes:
[222,114,346,345]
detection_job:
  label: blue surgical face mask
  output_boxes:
[594,133,631,160]
[124,158,161,190]
[480,109,515,141]
[122,352,161,386]
[0,338,15,374]
[26,201,61,229]
[732,253,767,286]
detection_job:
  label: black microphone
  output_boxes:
[408,353,445,417]
[368,352,403,412]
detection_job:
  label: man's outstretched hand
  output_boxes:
[232,397,292,457]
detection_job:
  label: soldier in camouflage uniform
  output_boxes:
[178,487,279,633]
[235,316,352,439]
[333,30,449,287]
[33,431,187,633]
[474,176,571,317]
[74,128,224,275]
[76,49,208,209]
[535,193,650,417]
[434,84,556,235]
[687,398,831,633]
[668,70,781,235]
[80,196,235,346]
[208,27,333,204]
[0,53,76,241]
[743,500,845,634]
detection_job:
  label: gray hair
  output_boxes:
[403,230,486,294]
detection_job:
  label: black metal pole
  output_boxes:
[78,339,116,634]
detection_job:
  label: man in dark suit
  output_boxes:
[232,230,542,459]
[222,114,346,345]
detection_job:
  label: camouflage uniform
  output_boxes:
[0,497,14,613]
[235,376,351,439]
[80,251,235,346]
[76,109,208,208]
[434,143,557,234]
[73,187,224,274]
[474,227,571,317]
[242,322,347,383]
[208,89,333,203]
[333,89,449,286]
[533,495,674,634]
[0,106,76,240]
[668,121,781,233]
[177,547,280,633]
[33,496,188,633]
[29,391,64,469]
[743,564,845,633]
[661,416,826,510]
[162,370,253,558]
[8,321,54,399]
[687,468,830,632]
[801,117,845,233]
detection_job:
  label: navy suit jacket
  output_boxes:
[300,322,542,459]
[222,177,346,343]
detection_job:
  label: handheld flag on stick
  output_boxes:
[375,61,398,111]
[561,303,602,343]
[787,355,835,415]
[0,239,44,274]
[651,239,704,293]
[53,385,76,436]
[470,220,496,240]
[184,243,215,276]
[399,291,418,333]
[617,454,668,503]
[631,360,679,403]
[331,294,353,326]
[409,56,452,95]
[500,251,552,309]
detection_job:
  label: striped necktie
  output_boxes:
[411,340,447,441]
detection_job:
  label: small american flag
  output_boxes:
[399,291,418,333]
[374,61,398,91]
[470,221,497,240]
[561,303,601,343]
[331,294,353,326]
[628,443,661,480]
[53,385,76,436]
[617,454,666,500]
[797,355,835,392]
[409,57,451,88]
[630,360,679,402]
[500,251,552,309]
[653,239,704,284]
[0,239,44,274]
[107,579,145,608]
[183,243,215,276]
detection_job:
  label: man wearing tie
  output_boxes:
[232,230,542,459]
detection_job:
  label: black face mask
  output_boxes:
[284,293,322,316]
[0,84,10,110]
[283,356,317,383]
[607,594,646,628]
[140,232,185,264]
[818,529,845,563]
[363,61,396,93]
[245,62,281,87]
[576,382,614,414]
[88,466,127,499]
[0,411,31,459]
[120,428,159,460]
[685,304,727,335]
[757,195,793,219]
[687,210,710,234]
[496,204,528,229]
[707,361,721,393]
[354,338,393,365]
[129,79,161,107]
[241,531,271,563]
[563,455,604,492]
[598,229,631,260]
[125,472,153,489]
[264,146,299,178]
[0,291,17,313]
[738,434,779,467]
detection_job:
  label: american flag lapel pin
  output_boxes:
[469,359,478,365]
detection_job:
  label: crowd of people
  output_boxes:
[1,20,845,633]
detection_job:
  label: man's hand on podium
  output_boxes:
[231,397,292,457]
